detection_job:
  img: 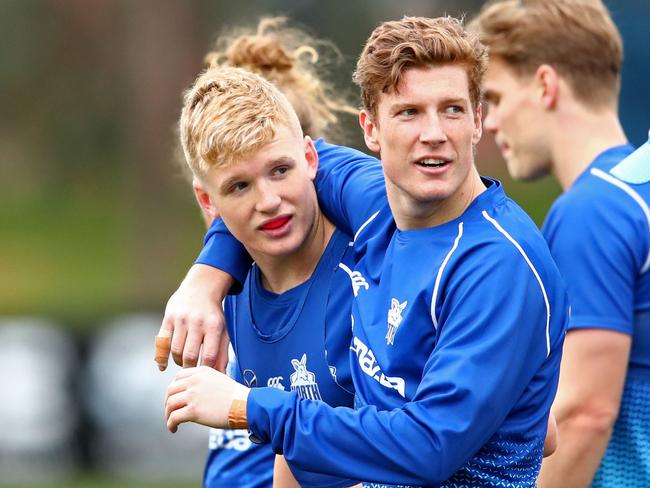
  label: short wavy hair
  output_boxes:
[179,67,297,177]
[469,0,622,108]
[353,16,487,119]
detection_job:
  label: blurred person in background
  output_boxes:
[471,1,650,486]
[162,17,359,488]
[162,16,566,486]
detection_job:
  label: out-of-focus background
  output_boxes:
[1,1,648,486]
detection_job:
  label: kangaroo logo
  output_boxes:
[290,353,322,400]
[386,298,407,345]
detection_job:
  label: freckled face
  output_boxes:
[363,64,482,222]
[202,127,320,259]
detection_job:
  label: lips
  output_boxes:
[414,156,452,171]
[259,215,292,231]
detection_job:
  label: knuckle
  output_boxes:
[183,350,198,364]
[201,353,217,366]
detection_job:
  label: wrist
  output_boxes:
[227,385,250,429]
[186,264,234,299]
[228,398,248,429]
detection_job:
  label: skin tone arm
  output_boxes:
[273,456,363,488]
[537,329,631,487]
[155,264,233,371]
[544,411,558,458]
[273,455,301,488]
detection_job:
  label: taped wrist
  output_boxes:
[228,399,248,429]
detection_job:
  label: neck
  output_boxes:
[253,212,335,294]
[551,103,627,190]
[389,167,486,230]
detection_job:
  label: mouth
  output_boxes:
[414,157,452,171]
[259,215,292,232]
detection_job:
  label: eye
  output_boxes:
[271,165,290,177]
[397,108,417,117]
[445,105,464,115]
[230,181,248,193]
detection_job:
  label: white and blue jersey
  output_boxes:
[202,225,357,488]
[199,140,568,487]
[542,140,650,487]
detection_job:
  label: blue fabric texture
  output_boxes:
[245,142,568,486]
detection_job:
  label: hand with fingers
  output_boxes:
[165,366,250,433]
[154,264,235,372]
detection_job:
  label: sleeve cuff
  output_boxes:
[247,387,296,446]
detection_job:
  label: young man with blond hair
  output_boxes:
[176,65,366,487]
[162,16,567,486]
[471,1,650,486]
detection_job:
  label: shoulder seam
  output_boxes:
[590,168,650,273]
[353,210,381,242]
[481,211,551,357]
[430,222,464,331]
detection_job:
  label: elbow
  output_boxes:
[559,404,620,440]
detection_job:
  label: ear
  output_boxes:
[359,110,381,153]
[304,136,319,181]
[535,64,560,110]
[301,353,307,365]
[472,103,483,145]
[192,179,220,220]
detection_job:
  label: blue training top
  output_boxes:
[542,140,650,487]
[204,226,357,487]
[199,140,569,487]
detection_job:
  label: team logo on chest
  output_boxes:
[290,353,322,400]
[386,298,408,345]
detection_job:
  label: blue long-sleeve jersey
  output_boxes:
[198,140,568,486]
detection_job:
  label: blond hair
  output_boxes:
[205,17,357,141]
[180,67,297,177]
[353,16,487,119]
[469,0,622,107]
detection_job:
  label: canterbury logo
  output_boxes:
[338,263,369,296]
[267,376,285,390]
[351,336,405,397]
[351,271,370,296]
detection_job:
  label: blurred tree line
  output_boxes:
[1,0,647,330]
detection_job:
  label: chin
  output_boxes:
[263,240,303,258]
[507,155,551,182]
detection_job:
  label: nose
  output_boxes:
[254,180,282,213]
[419,114,447,145]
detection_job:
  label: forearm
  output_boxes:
[182,263,233,298]
[273,455,300,488]
[248,388,453,485]
[537,409,615,487]
[537,329,630,487]
[197,219,252,288]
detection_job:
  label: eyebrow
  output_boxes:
[440,97,469,106]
